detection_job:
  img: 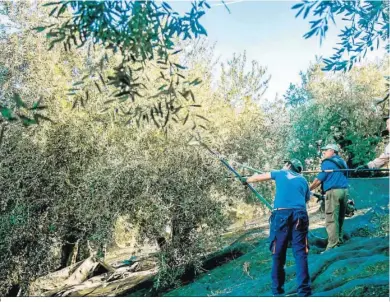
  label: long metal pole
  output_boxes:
[302,168,390,174]
[196,140,272,211]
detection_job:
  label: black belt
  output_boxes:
[273,208,306,212]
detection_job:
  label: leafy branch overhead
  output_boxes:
[38,0,211,130]
[0,93,51,126]
[293,0,389,72]
[0,93,52,145]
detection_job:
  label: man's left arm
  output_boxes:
[360,143,390,170]
[367,152,389,169]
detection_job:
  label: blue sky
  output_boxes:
[171,0,385,101]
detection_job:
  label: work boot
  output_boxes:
[273,293,285,297]
[321,245,339,254]
[272,289,285,297]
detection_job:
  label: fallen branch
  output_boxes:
[29,252,159,297]
[66,239,80,267]
[29,260,84,295]
[60,268,158,297]
[64,256,98,286]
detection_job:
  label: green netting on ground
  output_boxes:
[348,177,389,208]
[162,177,389,297]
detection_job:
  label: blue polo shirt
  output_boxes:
[316,155,349,192]
[271,170,310,209]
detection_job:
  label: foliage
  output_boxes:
[284,67,314,108]
[37,0,212,130]
[0,93,51,128]
[0,5,44,132]
[0,111,235,295]
[0,5,7,40]
[293,0,390,72]
[0,2,65,136]
[41,0,210,52]
[0,4,274,294]
[219,51,270,107]
[287,59,389,169]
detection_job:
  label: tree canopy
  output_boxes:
[294,0,389,72]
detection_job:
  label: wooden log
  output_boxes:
[66,239,80,267]
[61,268,158,297]
[55,274,110,297]
[30,252,158,297]
[97,259,116,273]
[30,257,100,296]
[29,260,84,295]
[64,256,98,286]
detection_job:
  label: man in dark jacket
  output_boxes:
[309,144,349,250]
[243,159,311,297]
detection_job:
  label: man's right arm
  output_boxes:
[310,161,328,191]
[246,172,272,183]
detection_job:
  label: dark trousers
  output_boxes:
[269,209,311,296]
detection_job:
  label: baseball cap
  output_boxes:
[321,144,340,152]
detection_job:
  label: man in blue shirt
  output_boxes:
[309,144,349,251]
[244,159,311,297]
